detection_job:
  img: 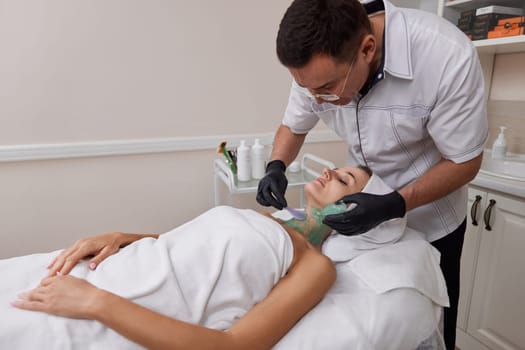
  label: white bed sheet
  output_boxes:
[272,204,448,350]
[274,242,446,349]
[0,248,445,350]
[0,209,448,350]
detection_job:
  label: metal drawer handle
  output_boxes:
[483,199,496,231]
[470,195,482,226]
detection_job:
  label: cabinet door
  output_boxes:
[457,188,487,331]
[467,192,525,349]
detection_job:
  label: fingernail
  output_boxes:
[89,262,97,270]
[10,300,19,307]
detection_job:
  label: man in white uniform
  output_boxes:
[256,0,488,349]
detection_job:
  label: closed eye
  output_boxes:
[338,178,347,186]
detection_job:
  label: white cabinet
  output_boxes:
[457,186,525,350]
[457,188,486,334]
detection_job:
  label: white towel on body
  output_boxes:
[0,206,294,349]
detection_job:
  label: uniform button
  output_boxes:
[378,73,383,79]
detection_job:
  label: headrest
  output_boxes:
[361,173,392,195]
[321,174,407,262]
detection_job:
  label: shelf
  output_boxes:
[215,161,317,194]
[473,35,525,54]
[445,0,488,12]
[213,153,335,206]
[445,0,524,11]
[440,0,525,54]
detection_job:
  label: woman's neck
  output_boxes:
[281,203,347,246]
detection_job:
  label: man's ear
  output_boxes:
[359,34,376,64]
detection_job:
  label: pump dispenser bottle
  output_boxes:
[236,140,251,181]
[491,126,507,159]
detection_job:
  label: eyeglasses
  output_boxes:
[312,56,356,102]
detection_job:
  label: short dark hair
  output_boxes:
[276,0,372,68]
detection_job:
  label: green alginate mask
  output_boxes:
[283,203,347,245]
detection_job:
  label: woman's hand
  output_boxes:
[47,232,138,276]
[13,275,104,319]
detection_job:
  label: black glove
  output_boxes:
[322,191,406,236]
[256,160,288,210]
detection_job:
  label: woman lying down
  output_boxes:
[0,166,444,349]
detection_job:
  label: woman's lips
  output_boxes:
[315,178,325,187]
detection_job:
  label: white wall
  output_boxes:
[485,52,525,154]
[0,143,348,258]
[0,1,346,258]
[490,53,525,101]
[0,1,299,144]
[6,1,522,259]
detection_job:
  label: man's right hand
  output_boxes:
[256,160,288,210]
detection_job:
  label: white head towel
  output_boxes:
[322,174,407,262]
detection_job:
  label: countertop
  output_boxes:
[470,150,525,199]
[471,172,525,199]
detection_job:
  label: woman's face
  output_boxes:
[304,166,370,208]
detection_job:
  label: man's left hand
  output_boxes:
[322,191,406,236]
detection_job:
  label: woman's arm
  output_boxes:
[48,232,159,276]
[17,249,335,350]
[228,250,336,348]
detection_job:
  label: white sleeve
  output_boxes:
[282,80,320,134]
[427,44,488,164]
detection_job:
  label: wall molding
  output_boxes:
[0,130,341,163]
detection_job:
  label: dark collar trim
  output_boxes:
[363,0,385,15]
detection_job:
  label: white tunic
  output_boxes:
[282,1,488,241]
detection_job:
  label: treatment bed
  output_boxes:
[272,208,448,350]
[0,207,447,350]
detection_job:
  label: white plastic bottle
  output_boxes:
[491,126,507,159]
[251,138,266,179]
[236,140,251,181]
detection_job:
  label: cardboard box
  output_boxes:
[461,9,476,18]
[472,33,489,40]
[487,16,525,38]
[468,13,517,35]
[498,16,525,26]
[472,19,497,32]
[494,22,524,30]
[472,27,489,38]
[488,27,524,38]
[476,5,524,16]
[476,13,516,24]
[458,15,475,26]
[458,22,473,31]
